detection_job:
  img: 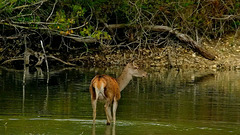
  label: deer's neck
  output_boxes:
[117,67,133,92]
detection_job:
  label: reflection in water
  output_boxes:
[1,67,240,134]
[22,84,25,116]
[22,65,27,116]
[92,124,115,135]
[191,73,215,84]
[43,86,49,114]
[21,66,50,116]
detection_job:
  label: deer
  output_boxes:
[89,62,147,125]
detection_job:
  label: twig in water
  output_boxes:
[40,40,49,84]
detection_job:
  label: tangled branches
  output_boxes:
[1,0,240,67]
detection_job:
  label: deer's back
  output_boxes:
[90,75,121,101]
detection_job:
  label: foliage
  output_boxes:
[1,0,240,55]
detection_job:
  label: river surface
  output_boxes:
[0,66,240,135]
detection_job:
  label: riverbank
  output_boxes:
[1,34,240,71]
[84,34,240,70]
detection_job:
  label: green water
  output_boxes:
[0,67,240,135]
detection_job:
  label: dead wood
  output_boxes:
[47,55,76,66]
[0,35,20,40]
[63,35,97,43]
[105,24,216,60]
[1,58,25,65]
[64,24,215,60]
[1,48,76,67]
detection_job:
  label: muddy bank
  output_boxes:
[85,34,240,70]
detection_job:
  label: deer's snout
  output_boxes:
[142,72,147,77]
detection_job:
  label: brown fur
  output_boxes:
[89,62,147,125]
[89,74,121,125]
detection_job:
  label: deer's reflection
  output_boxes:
[92,124,115,135]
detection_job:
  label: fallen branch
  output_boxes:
[69,56,88,62]
[64,35,97,43]
[0,35,21,40]
[105,24,216,60]
[0,21,216,60]
[1,48,76,67]
[169,29,215,60]
[210,15,240,20]
[1,58,24,65]
[47,55,76,66]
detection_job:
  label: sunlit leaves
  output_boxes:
[92,31,111,40]
[79,25,111,40]
[49,4,87,34]
[80,26,93,36]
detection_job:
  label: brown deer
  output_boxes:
[89,62,147,125]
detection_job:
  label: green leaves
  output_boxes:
[2,0,240,43]
[92,31,111,40]
[72,5,86,17]
[80,26,111,40]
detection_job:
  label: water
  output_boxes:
[0,67,240,135]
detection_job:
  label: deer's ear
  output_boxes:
[129,57,136,64]
[132,61,139,69]
[126,59,134,66]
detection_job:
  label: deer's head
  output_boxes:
[126,62,147,77]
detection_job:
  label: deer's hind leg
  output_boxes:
[91,99,97,124]
[112,97,118,124]
[104,99,112,125]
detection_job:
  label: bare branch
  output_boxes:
[0,35,20,40]
[1,58,24,65]
[12,0,48,10]
[1,48,76,67]
[106,24,216,60]
[46,0,58,21]
[210,15,240,20]
[47,55,76,66]
[63,35,98,43]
